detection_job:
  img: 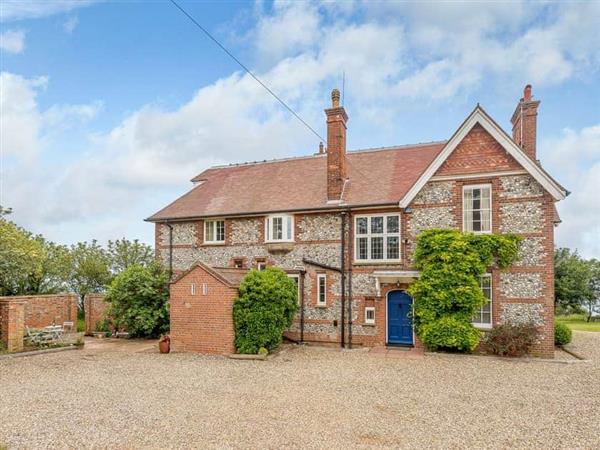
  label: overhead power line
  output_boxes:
[169,0,326,143]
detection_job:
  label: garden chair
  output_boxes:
[63,321,74,332]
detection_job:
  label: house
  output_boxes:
[147,85,567,357]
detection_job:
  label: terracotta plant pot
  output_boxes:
[159,336,170,354]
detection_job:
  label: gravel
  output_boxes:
[1,333,599,449]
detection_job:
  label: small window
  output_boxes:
[287,274,300,305]
[317,274,326,306]
[355,214,401,262]
[205,220,225,243]
[365,307,375,325]
[473,275,492,327]
[233,258,244,269]
[463,185,492,233]
[256,260,267,271]
[202,283,208,296]
[265,214,294,242]
[191,283,196,295]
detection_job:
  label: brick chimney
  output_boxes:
[325,88,348,201]
[511,84,540,160]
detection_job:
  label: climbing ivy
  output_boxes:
[408,229,520,352]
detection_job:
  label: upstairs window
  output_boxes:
[204,220,225,243]
[266,214,294,242]
[473,275,492,328]
[355,214,400,262]
[463,185,492,233]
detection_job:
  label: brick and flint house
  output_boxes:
[147,85,567,357]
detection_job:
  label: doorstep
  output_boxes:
[369,346,424,359]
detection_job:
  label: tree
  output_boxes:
[554,248,592,312]
[0,205,13,217]
[107,238,154,274]
[586,259,600,322]
[27,237,72,294]
[68,241,112,302]
[105,263,170,338]
[0,221,44,296]
[233,267,298,354]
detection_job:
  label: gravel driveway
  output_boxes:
[1,332,599,449]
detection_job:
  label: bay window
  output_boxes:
[266,214,294,242]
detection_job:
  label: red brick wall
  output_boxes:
[437,124,522,175]
[2,293,78,329]
[84,294,108,335]
[170,266,237,354]
[0,299,26,352]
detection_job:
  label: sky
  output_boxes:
[1,0,599,258]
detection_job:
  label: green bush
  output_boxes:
[419,316,481,352]
[233,267,298,354]
[409,229,520,352]
[554,321,572,345]
[105,263,169,338]
[483,322,539,357]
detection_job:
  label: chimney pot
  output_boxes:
[331,89,341,108]
[319,142,324,154]
[524,84,532,102]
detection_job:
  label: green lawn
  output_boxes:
[556,314,600,332]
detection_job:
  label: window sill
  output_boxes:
[363,322,376,327]
[315,304,327,309]
[353,260,402,266]
[202,242,225,246]
[473,324,493,330]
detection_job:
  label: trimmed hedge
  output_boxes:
[233,267,298,354]
[554,321,572,346]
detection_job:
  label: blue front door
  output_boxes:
[387,291,413,345]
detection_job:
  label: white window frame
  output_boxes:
[257,261,267,271]
[204,219,225,244]
[365,307,375,325]
[191,283,196,296]
[287,274,301,305]
[265,214,294,243]
[462,184,492,234]
[354,213,401,262]
[473,274,492,329]
[317,274,327,307]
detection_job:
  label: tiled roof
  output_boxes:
[147,141,446,221]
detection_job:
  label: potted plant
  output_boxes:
[159,335,170,354]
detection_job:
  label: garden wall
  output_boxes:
[0,293,78,329]
[0,298,26,352]
[84,294,108,335]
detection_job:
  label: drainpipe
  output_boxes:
[300,270,306,343]
[165,222,174,279]
[340,211,346,349]
[347,209,353,349]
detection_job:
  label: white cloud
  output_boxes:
[545,125,600,259]
[0,0,95,22]
[2,1,600,251]
[0,72,100,162]
[0,29,25,53]
[63,16,78,34]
